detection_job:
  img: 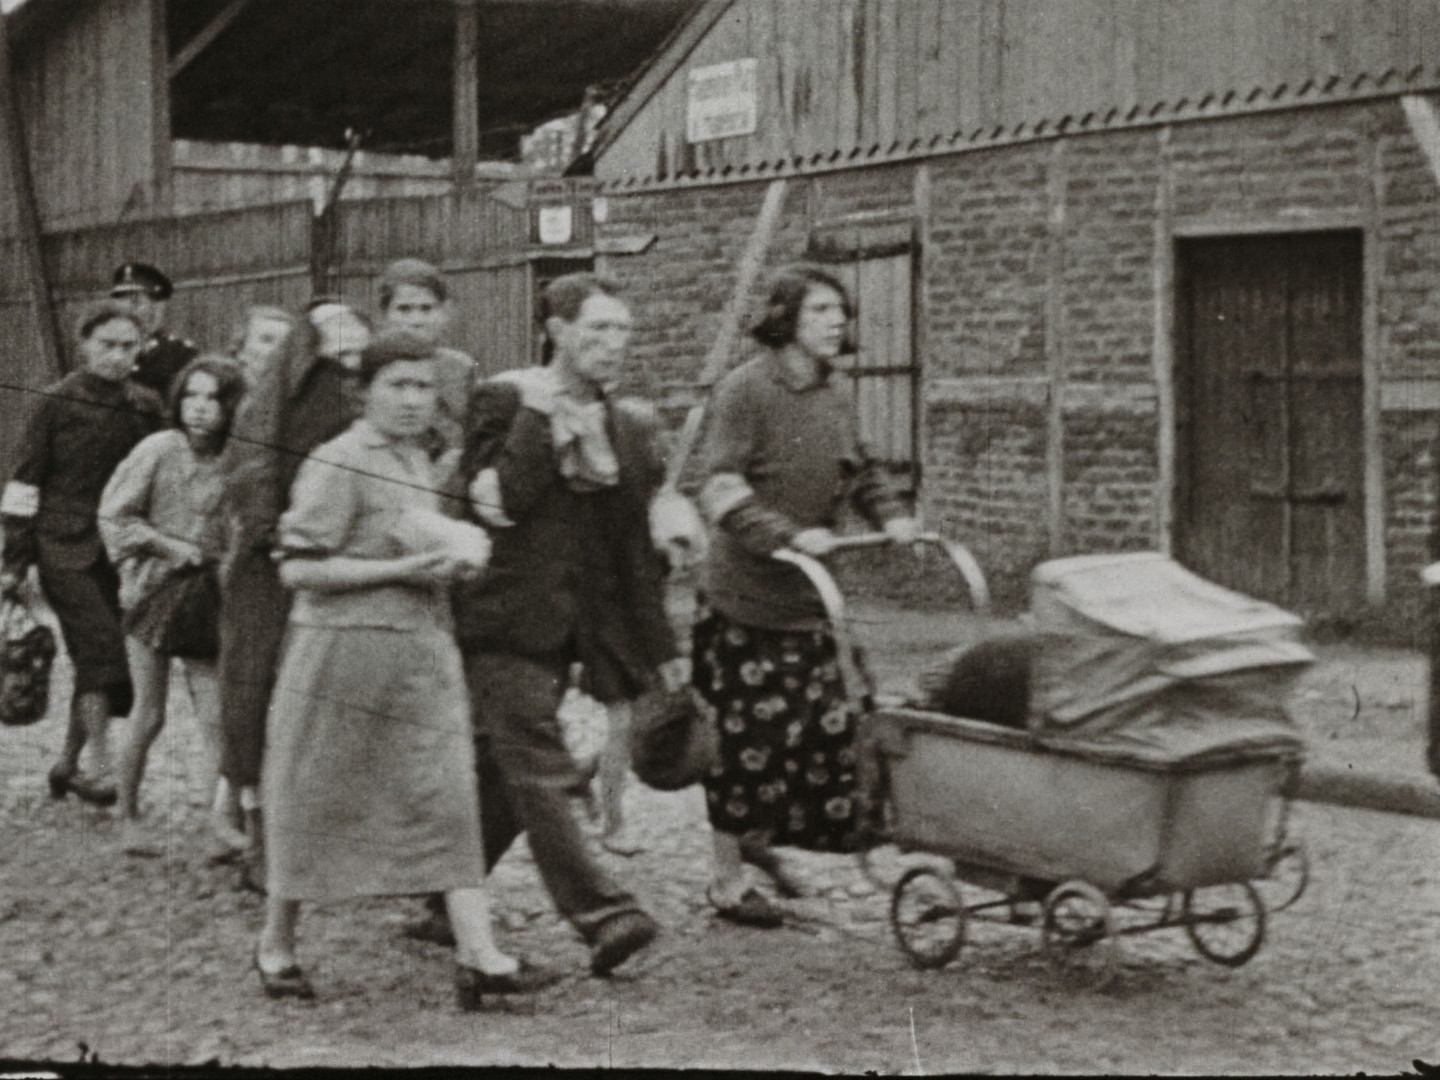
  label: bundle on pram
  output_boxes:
[919,553,1314,753]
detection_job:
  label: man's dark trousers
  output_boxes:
[465,649,644,943]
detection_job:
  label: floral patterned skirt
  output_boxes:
[693,599,866,853]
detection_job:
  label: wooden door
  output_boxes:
[809,221,919,480]
[1175,231,1365,614]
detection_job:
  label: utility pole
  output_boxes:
[452,0,480,190]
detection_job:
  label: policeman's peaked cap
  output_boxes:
[110,262,173,301]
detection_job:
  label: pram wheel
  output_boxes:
[890,867,967,969]
[1182,883,1266,967]
[1041,881,1113,953]
[1258,842,1309,912]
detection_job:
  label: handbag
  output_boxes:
[629,685,718,792]
[123,562,222,661]
[0,581,57,727]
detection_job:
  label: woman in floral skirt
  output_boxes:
[692,265,918,928]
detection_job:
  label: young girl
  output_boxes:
[254,331,555,1005]
[100,357,247,857]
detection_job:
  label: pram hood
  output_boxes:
[1027,553,1312,753]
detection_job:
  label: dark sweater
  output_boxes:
[449,378,678,694]
[3,370,163,571]
[696,350,906,631]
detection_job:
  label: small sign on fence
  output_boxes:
[687,58,758,143]
[537,204,574,244]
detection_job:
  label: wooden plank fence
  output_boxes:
[0,181,599,479]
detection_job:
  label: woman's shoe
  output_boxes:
[46,762,74,800]
[253,952,315,1000]
[737,835,804,899]
[65,771,118,808]
[455,959,563,1010]
[707,885,784,929]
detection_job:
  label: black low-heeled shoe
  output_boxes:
[253,953,315,1000]
[47,763,74,800]
[455,959,563,1011]
[707,885,784,929]
[737,835,804,899]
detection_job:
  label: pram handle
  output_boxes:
[773,532,989,701]
[793,531,991,611]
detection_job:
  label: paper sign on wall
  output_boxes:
[537,205,573,244]
[687,59,758,143]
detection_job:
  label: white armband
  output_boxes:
[697,472,754,525]
[650,487,708,554]
[468,468,515,528]
[0,482,39,519]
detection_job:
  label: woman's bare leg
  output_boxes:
[599,701,644,855]
[709,830,748,906]
[179,660,222,806]
[76,690,115,784]
[445,887,518,975]
[256,896,301,971]
[179,660,245,848]
[116,637,169,820]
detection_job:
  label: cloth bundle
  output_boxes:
[390,507,492,571]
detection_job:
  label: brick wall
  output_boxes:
[597,96,1440,629]
[926,401,1050,608]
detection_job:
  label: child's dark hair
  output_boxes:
[169,355,247,453]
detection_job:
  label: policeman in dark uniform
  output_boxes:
[109,262,199,397]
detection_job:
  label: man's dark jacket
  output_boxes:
[449,375,677,695]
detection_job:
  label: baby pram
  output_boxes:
[778,542,1311,976]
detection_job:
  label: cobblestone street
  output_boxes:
[2,601,1439,1074]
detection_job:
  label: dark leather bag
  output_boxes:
[629,685,718,792]
[0,583,57,727]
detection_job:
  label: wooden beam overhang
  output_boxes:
[169,0,253,79]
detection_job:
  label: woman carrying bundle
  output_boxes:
[254,331,555,1006]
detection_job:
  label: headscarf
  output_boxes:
[308,302,371,369]
[219,307,321,550]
